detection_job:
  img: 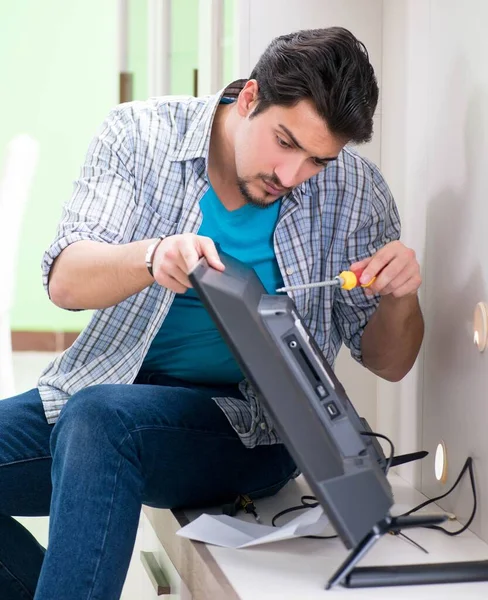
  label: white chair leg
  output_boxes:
[0,314,15,398]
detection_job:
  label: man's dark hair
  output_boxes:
[249,27,378,144]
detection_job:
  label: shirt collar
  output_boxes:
[169,79,246,163]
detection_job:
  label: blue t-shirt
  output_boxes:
[142,185,284,383]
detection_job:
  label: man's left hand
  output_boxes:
[349,241,421,298]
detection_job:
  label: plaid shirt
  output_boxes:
[38,80,400,448]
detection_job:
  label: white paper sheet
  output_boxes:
[175,505,331,548]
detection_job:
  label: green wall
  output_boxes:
[130,0,235,100]
[128,0,148,101]
[171,0,199,94]
[4,0,234,332]
[169,0,235,96]
[223,0,236,84]
[2,0,119,331]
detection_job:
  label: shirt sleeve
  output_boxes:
[41,107,138,298]
[332,159,401,364]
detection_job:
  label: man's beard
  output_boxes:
[237,174,290,209]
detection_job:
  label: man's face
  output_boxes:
[233,87,346,208]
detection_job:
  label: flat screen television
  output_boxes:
[189,251,393,550]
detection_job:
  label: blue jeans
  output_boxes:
[0,374,296,599]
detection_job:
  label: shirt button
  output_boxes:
[260,422,266,430]
[286,267,294,275]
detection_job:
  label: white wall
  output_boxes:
[381,0,488,542]
[234,0,383,429]
[377,0,431,487]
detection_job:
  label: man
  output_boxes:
[0,27,423,599]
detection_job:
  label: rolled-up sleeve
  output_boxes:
[41,107,137,297]
[332,160,401,364]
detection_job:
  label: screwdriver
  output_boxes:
[276,268,376,293]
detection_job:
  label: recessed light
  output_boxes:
[435,441,448,484]
[473,302,488,352]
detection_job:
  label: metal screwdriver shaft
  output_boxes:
[276,269,376,294]
[276,277,341,293]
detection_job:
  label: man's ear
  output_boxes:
[236,79,259,117]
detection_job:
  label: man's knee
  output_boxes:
[63,384,119,414]
[52,385,126,450]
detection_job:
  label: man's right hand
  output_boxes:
[152,233,225,293]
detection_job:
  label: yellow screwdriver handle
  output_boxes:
[338,271,358,290]
[338,270,376,290]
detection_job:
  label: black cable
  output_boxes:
[360,430,395,474]
[398,457,476,536]
[271,495,338,539]
[271,433,475,542]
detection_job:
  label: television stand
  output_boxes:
[326,512,488,589]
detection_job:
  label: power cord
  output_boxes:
[271,433,476,542]
[398,456,476,536]
[360,430,395,475]
[271,495,338,539]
